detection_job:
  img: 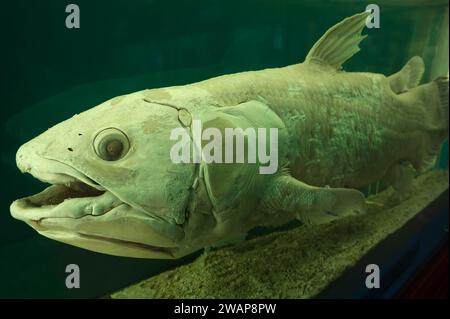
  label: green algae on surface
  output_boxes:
[111,170,448,299]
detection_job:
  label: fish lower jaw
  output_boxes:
[76,232,176,257]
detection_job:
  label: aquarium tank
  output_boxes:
[0,0,448,302]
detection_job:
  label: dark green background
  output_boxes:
[0,0,448,298]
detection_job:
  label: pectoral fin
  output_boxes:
[261,175,367,225]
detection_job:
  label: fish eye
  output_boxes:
[93,128,130,161]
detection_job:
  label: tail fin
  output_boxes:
[388,56,425,93]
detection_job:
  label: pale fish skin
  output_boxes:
[11,12,449,258]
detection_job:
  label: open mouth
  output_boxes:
[11,158,116,224]
[22,182,105,210]
[11,156,182,258]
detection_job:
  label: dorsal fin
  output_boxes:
[305,11,370,70]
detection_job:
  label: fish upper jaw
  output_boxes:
[16,141,105,191]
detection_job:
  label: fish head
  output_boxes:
[10,91,196,258]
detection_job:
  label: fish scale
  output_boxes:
[167,69,395,187]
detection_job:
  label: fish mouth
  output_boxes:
[11,156,180,258]
[17,183,105,214]
[11,158,114,223]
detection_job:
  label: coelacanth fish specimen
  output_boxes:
[11,12,448,258]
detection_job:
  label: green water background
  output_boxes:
[0,0,448,298]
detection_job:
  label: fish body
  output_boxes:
[11,12,449,258]
[148,61,444,188]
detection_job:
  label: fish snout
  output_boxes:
[16,141,36,174]
[15,133,55,175]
